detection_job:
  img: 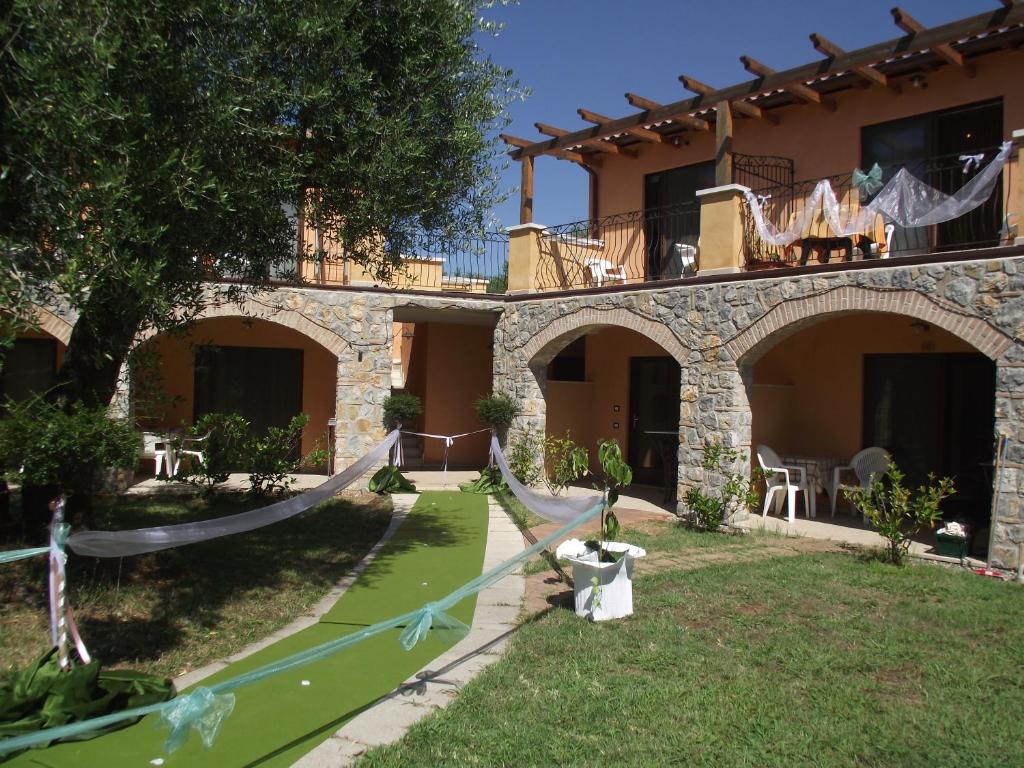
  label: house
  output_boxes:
[11,4,1024,568]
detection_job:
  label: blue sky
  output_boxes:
[479,0,995,229]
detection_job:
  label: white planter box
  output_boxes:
[561,541,646,622]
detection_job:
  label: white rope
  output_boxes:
[399,428,492,475]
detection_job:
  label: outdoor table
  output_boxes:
[644,430,679,504]
[781,455,839,507]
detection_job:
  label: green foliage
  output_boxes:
[368,464,416,495]
[459,465,507,495]
[172,413,249,494]
[486,264,508,294]
[845,462,955,565]
[0,0,520,401]
[507,429,544,486]
[246,414,329,498]
[685,444,760,531]
[587,439,632,562]
[542,432,589,496]
[0,396,139,495]
[382,393,423,429]
[473,393,521,430]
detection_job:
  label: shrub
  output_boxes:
[542,431,589,496]
[845,462,954,566]
[507,428,543,487]
[473,392,520,430]
[382,393,423,429]
[684,444,760,531]
[368,464,416,494]
[171,413,249,494]
[246,414,330,497]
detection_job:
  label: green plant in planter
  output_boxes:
[473,392,521,435]
[382,393,423,429]
[845,462,954,566]
[684,443,760,531]
[584,440,632,563]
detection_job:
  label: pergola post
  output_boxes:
[715,100,733,186]
[520,156,534,224]
[1014,128,1024,246]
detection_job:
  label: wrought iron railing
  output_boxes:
[301,231,509,293]
[742,146,1009,269]
[535,201,701,291]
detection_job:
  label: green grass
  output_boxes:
[360,549,1024,767]
[0,490,391,681]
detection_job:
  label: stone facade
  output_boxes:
[495,255,1024,569]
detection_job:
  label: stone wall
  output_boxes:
[495,255,1024,569]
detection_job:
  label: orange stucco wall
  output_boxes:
[750,312,977,462]
[591,53,1023,222]
[142,316,336,455]
[545,327,673,471]
[404,323,493,466]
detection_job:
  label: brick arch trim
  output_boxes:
[725,286,1012,364]
[520,307,688,366]
[32,307,73,346]
[140,299,349,358]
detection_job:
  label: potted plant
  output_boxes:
[473,392,521,446]
[370,394,421,494]
[935,521,970,560]
[554,441,646,622]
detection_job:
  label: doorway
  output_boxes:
[629,357,681,488]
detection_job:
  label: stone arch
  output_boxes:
[725,286,1012,365]
[521,306,687,366]
[31,306,73,346]
[139,298,349,358]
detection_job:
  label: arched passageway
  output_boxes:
[139,316,339,458]
[1,329,67,404]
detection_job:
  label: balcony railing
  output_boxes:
[536,201,701,291]
[299,231,509,293]
[742,146,1010,269]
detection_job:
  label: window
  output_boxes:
[0,338,57,404]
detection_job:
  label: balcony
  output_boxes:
[512,138,1020,295]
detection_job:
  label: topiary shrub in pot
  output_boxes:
[473,392,521,446]
[382,393,423,429]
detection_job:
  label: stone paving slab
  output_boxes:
[293,497,525,768]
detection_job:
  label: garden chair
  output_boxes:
[830,446,890,517]
[584,258,627,287]
[173,432,210,475]
[141,432,170,477]
[756,445,814,523]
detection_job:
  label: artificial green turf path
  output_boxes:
[12,491,488,768]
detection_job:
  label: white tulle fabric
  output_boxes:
[489,434,602,523]
[68,431,400,557]
[743,141,1011,247]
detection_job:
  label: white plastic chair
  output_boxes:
[584,259,626,287]
[173,432,210,475]
[830,447,890,516]
[756,445,814,523]
[672,243,698,275]
[141,432,170,477]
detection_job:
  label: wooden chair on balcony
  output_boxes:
[585,259,626,287]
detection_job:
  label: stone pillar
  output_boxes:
[506,223,546,294]
[333,311,391,480]
[695,184,747,276]
[108,360,133,421]
[991,358,1024,570]
[1014,128,1024,246]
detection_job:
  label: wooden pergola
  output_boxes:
[502,2,1024,224]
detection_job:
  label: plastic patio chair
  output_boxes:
[830,447,890,516]
[141,432,170,477]
[756,445,814,523]
[584,258,627,287]
[173,432,210,475]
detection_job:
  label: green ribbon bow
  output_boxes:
[852,163,883,196]
[398,603,470,651]
[159,687,236,752]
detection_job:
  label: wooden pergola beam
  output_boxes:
[740,55,837,110]
[624,92,710,131]
[578,108,669,144]
[624,92,662,111]
[500,133,598,166]
[507,5,1021,159]
[892,6,976,77]
[810,32,900,92]
[679,75,779,124]
[535,122,635,157]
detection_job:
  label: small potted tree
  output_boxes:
[555,441,646,622]
[460,392,522,494]
[368,394,421,494]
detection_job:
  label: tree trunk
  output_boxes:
[52,277,147,409]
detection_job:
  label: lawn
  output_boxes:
[360,530,1024,767]
[0,490,391,682]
